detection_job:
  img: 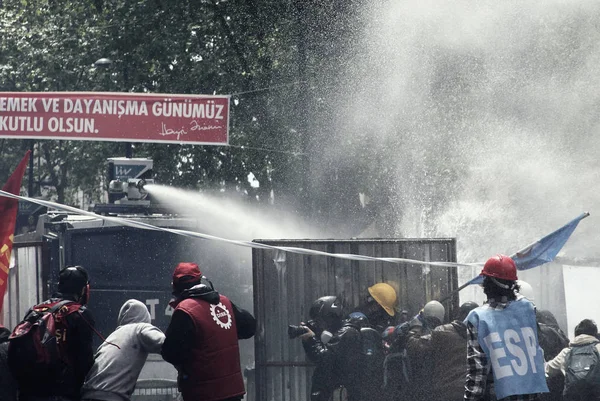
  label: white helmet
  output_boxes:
[517,280,535,302]
[423,300,445,323]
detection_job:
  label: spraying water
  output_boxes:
[320,5,597,246]
[302,1,600,320]
[145,184,326,240]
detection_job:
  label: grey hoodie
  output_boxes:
[82,299,165,401]
[545,333,600,377]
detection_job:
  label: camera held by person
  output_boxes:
[288,320,319,339]
[291,296,344,344]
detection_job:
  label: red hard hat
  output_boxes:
[481,254,518,281]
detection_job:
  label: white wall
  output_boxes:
[562,264,600,339]
[518,262,567,334]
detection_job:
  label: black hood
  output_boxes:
[0,326,11,343]
[180,282,220,305]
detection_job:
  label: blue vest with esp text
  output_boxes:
[466,298,549,399]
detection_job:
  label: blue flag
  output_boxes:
[466,212,589,286]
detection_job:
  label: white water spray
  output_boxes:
[307,0,600,323]
[316,1,600,258]
[145,184,326,241]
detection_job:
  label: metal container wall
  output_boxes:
[252,238,458,401]
[3,243,44,328]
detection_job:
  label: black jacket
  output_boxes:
[403,314,443,401]
[302,321,363,401]
[429,321,469,401]
[13,295,95,401]
[161,283,256,368]
[0,327,17,401]
[537,310,569,401]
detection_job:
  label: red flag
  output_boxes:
[0,151,31,313]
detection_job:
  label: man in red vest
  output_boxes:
[161,262,256,401]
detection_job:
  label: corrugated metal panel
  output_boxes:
[3,244,43,328]
[252,238,457,401]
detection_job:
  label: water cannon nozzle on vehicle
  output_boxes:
[107,177,154,201]
[94,157,162,214]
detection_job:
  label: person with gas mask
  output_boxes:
[359,283,398,332]
[297,296,364,401]
[407,300,445,336]
[8,265,95,401]
[464,254,548,401]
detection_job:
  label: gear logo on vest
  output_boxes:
[210,302,232,329]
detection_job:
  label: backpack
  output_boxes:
[564,341,600,400]
[359,327,385,397]
[7,299,81,383]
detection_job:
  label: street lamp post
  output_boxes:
[94,57,133,158]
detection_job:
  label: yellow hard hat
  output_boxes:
[368,283,397,316]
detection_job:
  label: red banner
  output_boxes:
[0,92,229,145]
[0,151,30,313]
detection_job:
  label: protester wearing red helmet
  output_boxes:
[464,254,548,401]
[161,262,256,401]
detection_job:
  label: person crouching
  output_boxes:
[82,299,165,401]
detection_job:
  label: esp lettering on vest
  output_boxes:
[483,327,538,378]
[468,300,549,399]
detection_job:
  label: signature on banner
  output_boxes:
[159,121,223,140]
[190,120,223,131]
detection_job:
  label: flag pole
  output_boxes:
[440,279,476,304]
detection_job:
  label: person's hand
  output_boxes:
[411,312,425,328]
[300,326,315,340]
[397,321,411,334]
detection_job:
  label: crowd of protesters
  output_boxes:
[0,262,256,401]
[294,254,600,401]
[2,254,598,401]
